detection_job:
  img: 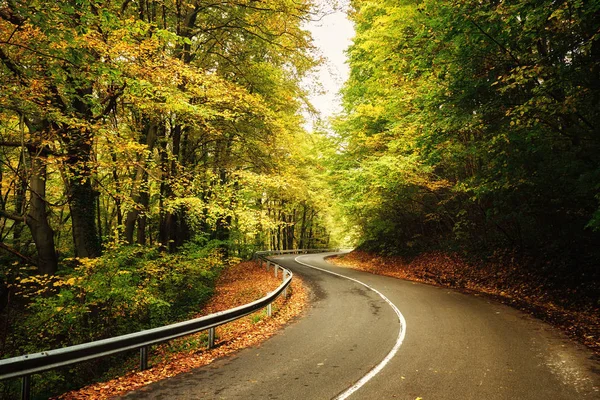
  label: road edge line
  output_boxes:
[294,254,407,400]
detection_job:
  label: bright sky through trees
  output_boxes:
[303,6,354,129]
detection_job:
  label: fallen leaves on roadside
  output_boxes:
[330,251,599,356]
[57,261,308,400]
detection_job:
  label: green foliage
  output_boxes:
[334,0,600,262]
[250,309,268,324]
[14,243,226,352]
[0,0,338,397]
[0,0,329,269]
[2,241,228,398]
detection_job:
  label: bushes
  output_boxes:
[1,240,235,399]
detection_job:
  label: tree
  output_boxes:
[335,0,600,260]
[0,0,333,274]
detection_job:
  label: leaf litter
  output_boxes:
[330,251,599,356]
[56,260,307,399]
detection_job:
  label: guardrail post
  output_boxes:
[266,261,270,270]
[21,375,31,400]
[139,346,149,371]
[266,303,272,317]
[208,327,216,349]
[283,271,289,298]
[274,265,278,278]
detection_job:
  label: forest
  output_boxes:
[1,0,599,397]
[334,0,600,260]
[0,0,339,397]
[331,0,600,359]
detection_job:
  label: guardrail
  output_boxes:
[0,249,337,400]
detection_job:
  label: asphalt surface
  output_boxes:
[121,253,600,399]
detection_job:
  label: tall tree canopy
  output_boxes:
[0,0,337,276]
[334,0,600,261]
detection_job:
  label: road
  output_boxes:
[121,252,600,399]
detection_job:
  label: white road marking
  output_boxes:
[294,254,407,399]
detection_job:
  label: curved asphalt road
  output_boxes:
[122,253,599,399]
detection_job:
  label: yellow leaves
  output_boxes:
[80,30,109,54]
[364,133,390,152]
[15,274,50,285]
[51,277,75,287]
[60,261,308,399]
[11,273,58,299]
[73,257,101,273]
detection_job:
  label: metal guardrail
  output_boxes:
[0,249,336,400]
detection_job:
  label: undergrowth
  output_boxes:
[0,239,237,399]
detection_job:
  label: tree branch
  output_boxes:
[0,241,37,266]
[0,209,25,223]
[469,19,521,66]
[0,6,24,26]
[0,41,77,66]
[0,140,57,156]
[0,46,25,84]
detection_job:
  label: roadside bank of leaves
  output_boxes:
[331,251,599,356]
[57,261,307,400]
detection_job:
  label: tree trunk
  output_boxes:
[299,203,307,249]
[110,151,123,228]
[287,209,295,249]
[27,156,58,274]
[159,124,184,252]
[136,190,149,245]
[64,90,101,258]
[124,121,158,244]
[12,118,27,250]
[12,172,26,251]
[68,171,101,258]
[307,209,314,248]
[276,209,281,251]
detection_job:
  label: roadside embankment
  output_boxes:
[58,260,307,400]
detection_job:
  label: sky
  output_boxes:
[302,6,355,130]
